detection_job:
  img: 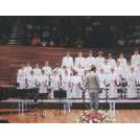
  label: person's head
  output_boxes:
[73,70,78,76]
[111,68,115,73]
[66,50,71,57]
[62,65,67,69]
[108,53,112,59]
[134,48,139,55]
[35,63,39,68]
[90,65,96,73]
[30,70,34,75]
[88,51,93,57]
[45,61,49,66]
[119,53,124,58]
[42,70,45,75]
[130,67,134,73]
[78,52,83,57]
[98,51,103,57]
[55,63,59,68]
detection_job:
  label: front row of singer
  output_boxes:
[17,49,140,100]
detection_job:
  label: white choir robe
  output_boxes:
[86,56,96,70]
[96,57,105,71]
[50,75,60,98]
[26,75,37,89]
[38,74,49,93]
[61,75,72,98]
[108,58,116,68]
[116,66,123,85]
[131,54,140,67]
[127,72,137,98]
[71,75,83,98]
[121,65,130,80]
[136,67,140,85]
[62,56,74,68]
[101,64,111,74]
[42,66,52,75]
[75,57,86,68]
[107,73,118,98]
[98,73,106,99]
[23,66,32,78]
[17,69,26,89]
[117,58,127,67]
[33,68,42,84]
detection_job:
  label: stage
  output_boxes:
[1,98,140,109]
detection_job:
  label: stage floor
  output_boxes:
[0,109,140,123]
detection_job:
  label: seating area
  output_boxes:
[0,16,140,48]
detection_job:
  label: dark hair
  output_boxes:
[91,65,96,72]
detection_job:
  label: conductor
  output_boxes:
[85,65,100,110]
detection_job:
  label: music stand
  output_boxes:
[54,89,67,115]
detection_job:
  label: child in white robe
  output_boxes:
[42,61,52,76]
[26,70,37,89]
[108,53,116,69]
[50,70,61,99]
[17,64,26,89]
[33,63,42,84]
[131,49,140,68]
[71,70,83,99]
[126,67,137,98]
[75,52,86,68]
[23,62,32,78]
[98,69,106,99]
[117,53,127,67]
[107,68,118,99]
[61,70,72,114]
[86,51,96,70]
[96,51,105,72]
[61,51,74,68]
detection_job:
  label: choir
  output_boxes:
[16,49,140,100]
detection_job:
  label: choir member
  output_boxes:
[24,62,32,78]
[33,63,42,84]
[126,67,137,98]
[38,70,50,117]
[117,53,127,67]
[98,69,106,99]
[71,70,83,99]
[75,52,86,68]
[108,53,116,68]
[50,70,61,99]
[108,68,118,99]
[131,48,140,67]
[25,70,37,89]
[42,61,52,76]
[86,51,96,70]
[96,51,105,71]
[61,50,74,68]
[52,63,62,76]
[101,59,111,74]
[61,70,72,114]
[17,64,26,89]
[38,70,49,95]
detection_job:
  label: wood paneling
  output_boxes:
[0,45,134,85]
